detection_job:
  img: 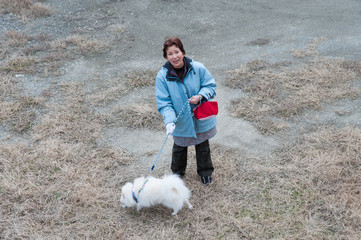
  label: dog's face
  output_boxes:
[120,182,136,208]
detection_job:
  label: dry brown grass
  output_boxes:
[0,76,136,238]
[290,38,324,58]
[0,0,51,22]
[0,74,19,98]
[0,74,43,133]
[1,7,360,238]
[226,41,361,134]
[0,96,42,133]
[273,126,361,238]
[86,70,161,130]
[163,126,360,239]
[107,24,126,35]
[1,57,360,239]
[125,70,157,90]
[3,55,35,73]
[86,70,156,106]
[109,70,160,130]
[2,124,360,239]
[33,81,103,144]
[86,77,127,106]
[246,38,270,46]
[0,139,132,239]
[5,31,29,47]
[111,99,163,130]
[61,35,102,54]
[0,30,102,76]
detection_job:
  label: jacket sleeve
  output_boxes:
[197,63,217,100]
[155,72,177,125]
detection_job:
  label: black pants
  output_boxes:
[171,140,214,177]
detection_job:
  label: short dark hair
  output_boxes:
[162,37,186,58]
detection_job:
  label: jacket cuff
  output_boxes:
[163,113,177,126]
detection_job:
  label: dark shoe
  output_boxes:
[201,176,212,185]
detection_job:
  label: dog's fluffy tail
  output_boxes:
[162,174,191,194]
[161,174,191,212]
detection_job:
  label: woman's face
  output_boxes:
[166,45,185,69]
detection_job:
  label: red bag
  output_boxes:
[193,101,218,120]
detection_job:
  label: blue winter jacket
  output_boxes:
[155,57,217,138]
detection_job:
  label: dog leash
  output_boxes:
[150,99,191,174]
[132,99,191,203]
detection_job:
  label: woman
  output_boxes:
[155,37,217,185]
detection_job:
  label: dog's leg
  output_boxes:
[136,204,142,212]
[171,210,178,216]
[186,200,193,209]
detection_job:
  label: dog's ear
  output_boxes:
[122,182,131,187]
[121,182,133,193]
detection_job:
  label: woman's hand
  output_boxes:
[189,95,202,105]
[166,122,175,135]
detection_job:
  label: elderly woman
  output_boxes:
[155,37,217,185]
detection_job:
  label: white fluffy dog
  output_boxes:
[120,174,192,215]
